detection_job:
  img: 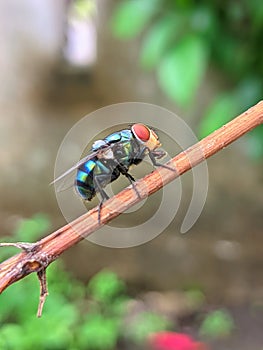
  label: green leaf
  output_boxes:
[158,35,208,107]
[111,0,159,39]
[140,15,180,70]
[87,270,125,303]
[199,93,239,138]
[199,309,235,338]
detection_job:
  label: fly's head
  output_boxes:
[131,123,161,151]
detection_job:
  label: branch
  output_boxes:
[1,100,263,316]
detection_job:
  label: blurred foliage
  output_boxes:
[0,213,51,261]
[14,213,51,242]
[111,0,263,157]
[0,216,240,347]
[71,0,96,19]
[199,309,235,338]
[124,311,171,344]
[184,287,206,308]
[87,270,126,303]
[0,215,170,349]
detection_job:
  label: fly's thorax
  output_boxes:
[99,148,114,159]
[92,139,107,151]
[92,139,115,160]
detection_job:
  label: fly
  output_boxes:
[52,123,173,222]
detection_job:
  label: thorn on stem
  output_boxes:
[0,242,38,253]
[37,269,48,318]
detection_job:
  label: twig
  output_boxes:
[0,100,262,317]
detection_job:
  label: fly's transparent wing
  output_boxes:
[52,170,77,193]
[50,144,115,192]
[50,150,100,192]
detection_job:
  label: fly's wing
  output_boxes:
[52,170,76,193]
[50,146,111,192]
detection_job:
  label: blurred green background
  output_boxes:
[0,0,262,349]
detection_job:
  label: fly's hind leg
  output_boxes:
[97,194,109,224]
[118,164,141,199]
[94,174,110,224]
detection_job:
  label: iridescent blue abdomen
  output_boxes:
[75,157,120,201]
[75,159,97,200]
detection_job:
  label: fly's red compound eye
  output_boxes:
[132,124,150,142]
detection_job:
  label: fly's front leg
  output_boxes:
[148,149,175,172]
[134,146,174,172]
[93,174,110,223]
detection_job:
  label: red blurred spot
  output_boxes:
[148,332,208,350]
[132,124,150,141]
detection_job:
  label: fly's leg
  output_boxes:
[133,147,147,163]
[97,194,109,224]
[93,174,110,223]
[134,146,175,172]
[117,164,141,199]
[148,150,175,172]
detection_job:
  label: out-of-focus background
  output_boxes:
[0,1,262,349]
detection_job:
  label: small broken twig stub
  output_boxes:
[0,100,263,317]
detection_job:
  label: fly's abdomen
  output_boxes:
[75,160,96,201]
